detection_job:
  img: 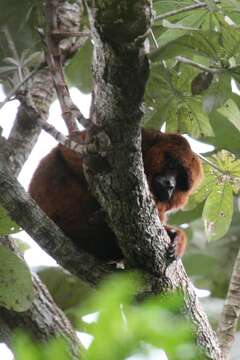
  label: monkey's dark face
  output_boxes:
[153,172,176,202]
[152,155,190,203]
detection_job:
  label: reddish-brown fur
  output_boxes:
[29,129,202,261]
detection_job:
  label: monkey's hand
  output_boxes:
[164,225,187,261]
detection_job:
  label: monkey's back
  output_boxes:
[29,145,122,260]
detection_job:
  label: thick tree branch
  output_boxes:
[218,247,240,359]
[83,1,222,358]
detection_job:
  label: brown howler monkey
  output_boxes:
[29,129,202,261]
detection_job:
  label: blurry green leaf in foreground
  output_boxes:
[14,333,71,360]
[0,245,34,311]
[80,273,202,360]
[12,273,203,359]
[0,206,20,235]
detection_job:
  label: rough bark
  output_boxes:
[83,1,222,359]
[218,248,240,359]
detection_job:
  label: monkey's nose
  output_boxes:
[162,176,176,190]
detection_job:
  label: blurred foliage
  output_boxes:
[13,274,204,360]
[0,245,34,311]
[37,266,93,327]
[0,206,20,235]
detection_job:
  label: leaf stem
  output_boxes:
[154,1,220,22]
[176,56,221,73]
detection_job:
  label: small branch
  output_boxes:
[43,0,89,132]
[218,247,240,359]
[20,98,99,156]
[0,65,42,110]
[197,153,240,180]
[149,29,158,49]
[51,29,91,38]
[154,1,220,22]
[176,56,221,74]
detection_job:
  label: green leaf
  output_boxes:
[205,0,218,11]
[145,64,213,138]
[0,206,20,235]
[156,11,208,48]
[204,110,240,152]
[65,40,92,94]
[213,150,240,176]
[187,163,218,206]
[203,73,232,113]
[0,245,34,311]
[203,183,233,241]
[217,98,240,132]
[166,98,213,138]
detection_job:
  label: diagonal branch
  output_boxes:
[43,0,89,132]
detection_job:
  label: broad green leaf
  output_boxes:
[212,150,240,176]
[145,64,213,137]
[150,31,221,62]
[38,267,92,312]
[156,11,208,48]
[166,98,214,138]
[0,206,20,235]
[203,183,233,241]
[189,163,218,205]
[222,0,240,11]
[153,0,193,17]
[205,0,218,12]
[203,73,232,113]
[203,110,240,152]
[0,245,34,311]
[65,40,92,94]
[220,21,240,58]
[217,98,240,132]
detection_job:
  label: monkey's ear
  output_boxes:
[141,129,163,152]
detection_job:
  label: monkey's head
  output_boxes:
[142,129,203,218]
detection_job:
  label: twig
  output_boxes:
[149,29,158,49]
[20,96,98,157]
[218,247,240,359]
[176,56,221,74]
[197,153,240,180]
[154,1,220,22]
[43,0,88,133]
[0,65,42,110]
